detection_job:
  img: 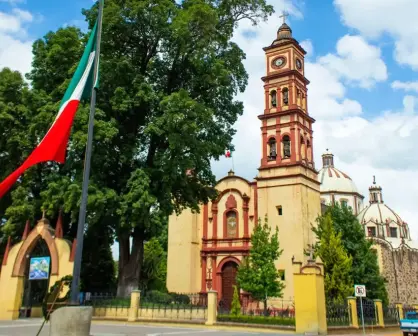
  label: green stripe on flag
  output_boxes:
[59,20,98,108]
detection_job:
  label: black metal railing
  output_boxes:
[85,292,129,308]
[357,298,377,326]
[383,306,399,325]
[326,301,350,326]
[139,292,208,320]
[217,299,295,326]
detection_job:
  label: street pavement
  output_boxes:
[0,319,403,336]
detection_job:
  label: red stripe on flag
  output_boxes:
[0,100,80,198]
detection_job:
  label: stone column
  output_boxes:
[205,290,218,326]
[128,290,141,322]
[374,299,384,327]
[396,303,404,320]
[347,297,359,328]
[293,259,327,335]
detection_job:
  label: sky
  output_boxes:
[0,0,417,258]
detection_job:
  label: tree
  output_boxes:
[237,216,284,315]
[230,285,241,316]
[317,205,388,304]
[81,0,274,296]
[140,238,167,292]
[313,213,353,303]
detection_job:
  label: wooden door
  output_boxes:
[221,261,238,310]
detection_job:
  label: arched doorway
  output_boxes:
[221,261,238,310]
[20,238,51,318]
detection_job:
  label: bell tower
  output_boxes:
[256,15,321,299]
[259,15,314,168]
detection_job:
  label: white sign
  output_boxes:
[355,285,366,297]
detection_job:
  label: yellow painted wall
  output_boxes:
[257,166,321,300]
[166,209,201,293]
[0,242,25,320]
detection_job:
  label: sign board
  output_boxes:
[29,256,50,280]
[354,284,366,297]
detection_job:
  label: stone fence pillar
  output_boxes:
[293,259,327,335]
[374,299,384,327]
[396,303,404,320]
[205,290,217,326]
[347,297,359,328]
[128,290,141,322]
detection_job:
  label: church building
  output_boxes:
[166,20,418,307]
[167,21,321,308]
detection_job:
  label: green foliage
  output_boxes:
[217,314,295,326]
[237,216,284,314]
[315,205,388,304]
[42,275,72,321]
[313,213,353,303]
[230,285,241,316]
[141,238,167,291]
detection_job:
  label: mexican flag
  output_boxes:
[0,20,100,199]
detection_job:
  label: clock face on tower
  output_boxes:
[296,58,302,70]
[272,57,286,68]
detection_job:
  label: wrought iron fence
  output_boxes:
[85,292,129,308]
[137,291,208,321]
[217,298,295,326]
[383,306,399,325]
[326,301,350,326]
[357,298,377,326]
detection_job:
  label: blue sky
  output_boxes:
[1,0,417,249]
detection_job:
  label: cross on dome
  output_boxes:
[279,10,289,24]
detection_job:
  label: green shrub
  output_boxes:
[230,286,241,316]
[218,314,295,326]
[170,293,190,305]
[144,290,172,304]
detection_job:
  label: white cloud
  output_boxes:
[334,0,418,70]
[318,35,387,89]
[392,80,418,93]
[0,6,34,75]
[300,39,313,57]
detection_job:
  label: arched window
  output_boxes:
[282,88,289,105]
[300,136,305,160]
[226,211,237,238]
[282,135,291,158]
[270,90,277,107]
[340,199,348,207]
[268,137,277,160]
[307,140,312,161]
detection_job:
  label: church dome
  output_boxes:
[317,152,359,193]
[357,177,412,242]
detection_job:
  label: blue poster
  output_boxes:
[29,257,50,280]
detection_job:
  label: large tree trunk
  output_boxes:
[116,231,144,298]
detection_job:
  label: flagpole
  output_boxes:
[70,0,104,304]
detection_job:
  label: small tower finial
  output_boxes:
[279,10,289,24]
[373,175,376,184]
[42,209,46,219]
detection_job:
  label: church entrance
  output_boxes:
[221,261,238,310]
[20,239,51,318]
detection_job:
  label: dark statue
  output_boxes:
[271,91,277,107]
[268,139,277,159]
[283,138,291,158]
[283,89,289,105]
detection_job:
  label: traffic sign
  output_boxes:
[355,285,366,297]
